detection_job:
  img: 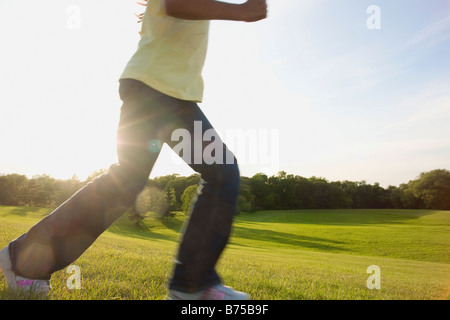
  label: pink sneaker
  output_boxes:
[168,284,250,300]
[0,245,51,297]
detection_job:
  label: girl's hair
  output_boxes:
[136,0,148,23]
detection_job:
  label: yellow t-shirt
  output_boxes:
[120,0,210,102]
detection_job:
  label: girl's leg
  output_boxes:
[7,79,170,279]
[7,78,240,294]
[164,103,240,293]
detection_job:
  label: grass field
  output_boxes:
[0,205,449,300]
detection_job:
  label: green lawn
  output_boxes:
[0,206,449,300]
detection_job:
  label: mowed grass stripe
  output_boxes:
[231,209,450,264]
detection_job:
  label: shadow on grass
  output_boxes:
[106,213,185,243]
[158,214,185,233]
[107,223,178,243]
[236,209,439,226]
[230,225,348,252]
[0,205,51,219]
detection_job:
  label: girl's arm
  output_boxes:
[163,0,267,22]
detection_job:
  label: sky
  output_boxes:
[0,0,449,187]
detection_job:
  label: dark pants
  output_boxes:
[8,79,240,293]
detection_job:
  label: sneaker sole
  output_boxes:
[0,245,18,290]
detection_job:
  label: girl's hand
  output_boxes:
[239,0,268,22]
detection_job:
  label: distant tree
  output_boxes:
[0,174,28,206]
[385,185,404,209]
[268,171,292,209]
[85,168,107,183]
[150,173,200,210]
[237,195,252,213]
[309,176,330,209]
[147,186,169,218]
[370,182,389,209]
[400,182,422,209]
[238,179,255,213]
[128,203,145,225]
[411,169,450,210]
[248,173,270,210]
[129,187,152,224]
[53,175,83,207]
[2,168,449,212]
[27,174,55,207]
[167,187,178,214]
[181,185,198,214]
[292,176,314,209]
[330,181,353,209]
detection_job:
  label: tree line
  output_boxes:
[0,169,449,220]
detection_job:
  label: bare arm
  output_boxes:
[163,0,267,22]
